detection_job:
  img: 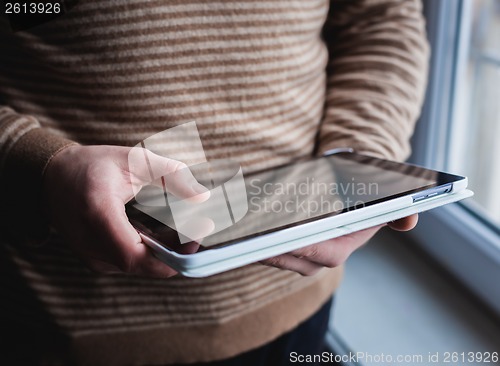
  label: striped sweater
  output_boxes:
[0,0,428,364]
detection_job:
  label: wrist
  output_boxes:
[0,127,77,244]
[41,143,80,216]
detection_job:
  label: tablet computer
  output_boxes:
[125,151,473,277]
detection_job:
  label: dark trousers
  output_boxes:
[177,297,334,366]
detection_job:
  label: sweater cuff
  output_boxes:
[1,128,76,245]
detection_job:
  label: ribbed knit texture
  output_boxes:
[0,1,428,364]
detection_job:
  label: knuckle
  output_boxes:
[166,159,187,173]
[264,256,286,268]
[303,245,321,260]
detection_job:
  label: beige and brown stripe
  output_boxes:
[0,0,428,364]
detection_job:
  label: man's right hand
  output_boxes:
[42,145,209,278]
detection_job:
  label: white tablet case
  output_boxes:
[141,188,473,277]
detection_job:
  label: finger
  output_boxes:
[128,147,210,202]
[174,240,201,255]
[387,214,419,231]
[129,243,179,278]
[288,225,382,267]
[161,165,211,203]
[176,217,215,244]
[261,254,323,276]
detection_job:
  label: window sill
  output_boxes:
[327,228,500,366]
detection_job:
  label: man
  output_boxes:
[0,0,427,364]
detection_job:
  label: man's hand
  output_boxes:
[261,215,418,276]
[42,145,209,278]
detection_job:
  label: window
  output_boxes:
[409,0,500,315]
[448,0,500,226]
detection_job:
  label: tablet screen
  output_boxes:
[126,152,464,251]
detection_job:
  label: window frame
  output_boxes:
[409,0,500,316]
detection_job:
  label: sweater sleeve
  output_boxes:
[318,0,429,161]
[0,106,76,245]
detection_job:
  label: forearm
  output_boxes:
[318,0,429,161]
